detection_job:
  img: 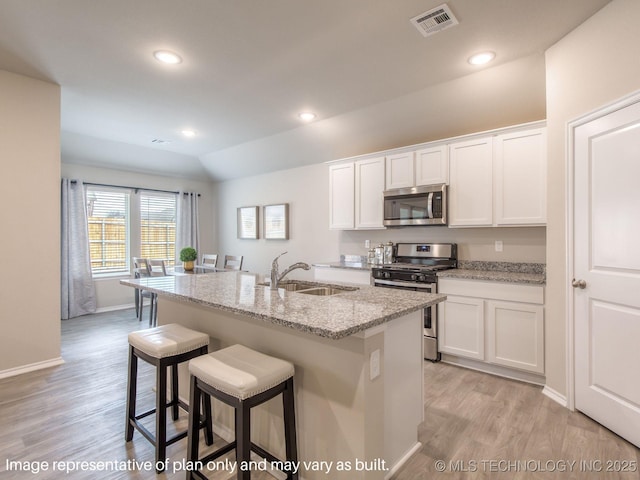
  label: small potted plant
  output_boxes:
[180,247,198,271]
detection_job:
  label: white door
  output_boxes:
[573,97,640,448]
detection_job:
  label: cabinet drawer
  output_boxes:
[438,278,544,304]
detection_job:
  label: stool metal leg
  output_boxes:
[283,378,298,480]
[236,402,251,480]
[156,359,168,472]
[171,364,179,421]
[125,346,138,441]
[186,375,201,480]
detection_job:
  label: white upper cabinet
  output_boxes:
[449,125,547,228]
[494,128,547,226]
[329,157,385,230]
[385,146,449,190]
[329,162,355,229]
[385,152,414,190]
[415,145,449,185]
[449,136,494,226]
[355,157,385,229]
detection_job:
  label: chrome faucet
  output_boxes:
[270,251,311,290]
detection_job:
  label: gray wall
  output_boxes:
[544,0,640,398]
[0,70,61,374]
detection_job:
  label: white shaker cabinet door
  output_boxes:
[415,145,448,186]
[355,157,385,229]
[486,301,544,374]
[494,128,547,226]
[438,296,485,360]
[385,151,414,190]
[329,163,355,229]
[449,137,493,226]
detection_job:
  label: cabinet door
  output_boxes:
[415,145,448,185]
[494,128,547,225]
[385,152,414,190]
[355,157,385,229]
[449,137,493,226]
[438,296,484,360]
[329,163,354,229]
[486,301,544,374]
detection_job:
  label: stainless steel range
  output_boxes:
[371,243,457,361]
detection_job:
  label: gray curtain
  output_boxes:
[177,192,200,260]
[61,179,96,319]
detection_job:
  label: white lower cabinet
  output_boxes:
[486,301,544,374]
[438,295,484,360]
[438,278,544,376]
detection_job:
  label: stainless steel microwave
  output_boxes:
[383,184,447,226]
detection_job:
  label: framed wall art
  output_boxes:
[237,206,259,239]
[263,203,289,240]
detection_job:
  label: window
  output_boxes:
[87,188,130,275]
[140,193,176,267]
[86,186,178,277]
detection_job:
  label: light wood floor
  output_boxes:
[0,310,638,479]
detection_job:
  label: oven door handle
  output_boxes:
[374,279,436,290]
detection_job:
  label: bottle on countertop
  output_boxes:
[384,242,395,264]
[367,248,376,265]
[375,244,385,265]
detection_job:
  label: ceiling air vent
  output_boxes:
[410,3,459,37]
[151,139,171,145]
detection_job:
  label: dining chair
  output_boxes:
[146,259,168,326]
[132,257,151,320]
[201,254,218,269]
[223,255,243,271]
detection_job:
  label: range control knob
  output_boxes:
[417,275,425,282]
[411,274,418,281]
[384,271,391,279]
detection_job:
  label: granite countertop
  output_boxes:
[437,261,546,285]
[120,272,444,339]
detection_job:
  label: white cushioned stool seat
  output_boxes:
[128,323,209,359]
[189,344,294,400]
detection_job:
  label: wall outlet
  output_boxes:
[365,239,371,249]
[495,240,503,252]
[370,349,380,380]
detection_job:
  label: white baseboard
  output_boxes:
[441,354,546,386]
[542,385,568,407]
[0,357,65,380]
[385,442,422,480]
[95,303,135,313]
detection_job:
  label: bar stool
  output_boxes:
[186,344,298,480]
[125,324,213,471]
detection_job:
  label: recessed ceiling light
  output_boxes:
[298,112,316,122]
[468,51,495,66]
[181,129,196,138]
[153,50,182,64]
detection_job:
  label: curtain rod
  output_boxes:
[69,180,200,196]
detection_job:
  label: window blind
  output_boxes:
[140,193,177,267]
[86,188,130,275]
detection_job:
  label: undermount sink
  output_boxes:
[296,286,353,296]
[257,281,357,296]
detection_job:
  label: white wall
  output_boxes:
[61,163,217,310]
[0,70,61,374]
[217,162,546,281]
[544,0,640,397]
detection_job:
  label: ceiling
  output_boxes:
[0,0,611,182]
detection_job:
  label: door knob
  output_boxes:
[572,279,587,289]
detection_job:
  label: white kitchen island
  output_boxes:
[121,272,445,480]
